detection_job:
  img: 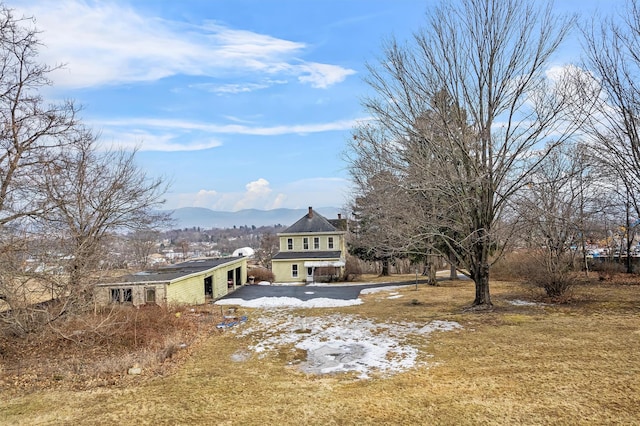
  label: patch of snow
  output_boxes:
[508,299,545,306]
[231,312,462,379]
[360,285,408,294]
[215,296,363,308]
[417,320,463,333]
[387,295,403,299]
[230,350,252,362]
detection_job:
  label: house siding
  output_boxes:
[272,255,343,282]
[167,274,207,305]
[272,259,299,282]
[278,233,344,253]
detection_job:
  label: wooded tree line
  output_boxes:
[0,6,167,335]
[346,0,640,308]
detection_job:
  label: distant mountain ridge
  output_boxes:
[165,206,344,229]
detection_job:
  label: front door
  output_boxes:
[306,267,314,283]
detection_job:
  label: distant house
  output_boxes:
[96,257,247,307]
[271,207,347,283]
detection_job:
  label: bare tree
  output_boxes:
[346,0,576,307]
[39,132,169,312]
[255,232,279,269]
[0,5,82,334]
[0,8,79,226]
[513,143,598,297]
[580,1,640,223]
[128,229,161,269]
[577,0,640,275]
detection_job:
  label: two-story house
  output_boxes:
[271,207,347,283]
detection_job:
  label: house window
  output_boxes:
[110,288,133,304]
[287,238,293,250]
[314,237,320,249]
[303,237,309,250]
[328,237,334,249]
[292,264,298,278]
[145,287,156,304]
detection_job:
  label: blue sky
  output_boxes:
[12,0,624,212]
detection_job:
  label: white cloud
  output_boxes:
[91,117,362,152]
[297,62,357,88]
[268,193,288,209]
[97,117,362,136]
[192,81,281,95]
[233,178,273,210]
[15,0,355,89]
[95,128,223,152]
[164,177,350,211]
[192,190,219,208]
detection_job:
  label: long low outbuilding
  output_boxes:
[96,257,247,307]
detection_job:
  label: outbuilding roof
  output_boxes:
[104,258,242,285]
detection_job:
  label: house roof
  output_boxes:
[328,218,348,231]
[105,257,242,285]
[281,207,339,234]
[272,250,343,260]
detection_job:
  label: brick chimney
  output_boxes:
[338,213,342,219]
[308,206,313,218]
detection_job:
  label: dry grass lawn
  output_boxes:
[1,275,639,425]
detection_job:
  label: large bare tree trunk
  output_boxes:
[472,262,491,307]
[449,252,458,280]
[380,258,390,276]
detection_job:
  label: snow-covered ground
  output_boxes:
[216,285,463,379]
[508,299,547,306]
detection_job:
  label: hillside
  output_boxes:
[165,206,343,229]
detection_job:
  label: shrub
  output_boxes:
[589,259,626,280]
[0,303,208,389]
[492,249,576,299]
[519,250,574,298]
[490,251,532,281]
[248,267,274,283]
[342,256,362,281]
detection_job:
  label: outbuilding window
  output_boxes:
[145,287,156,304]
[110,288,133,304]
